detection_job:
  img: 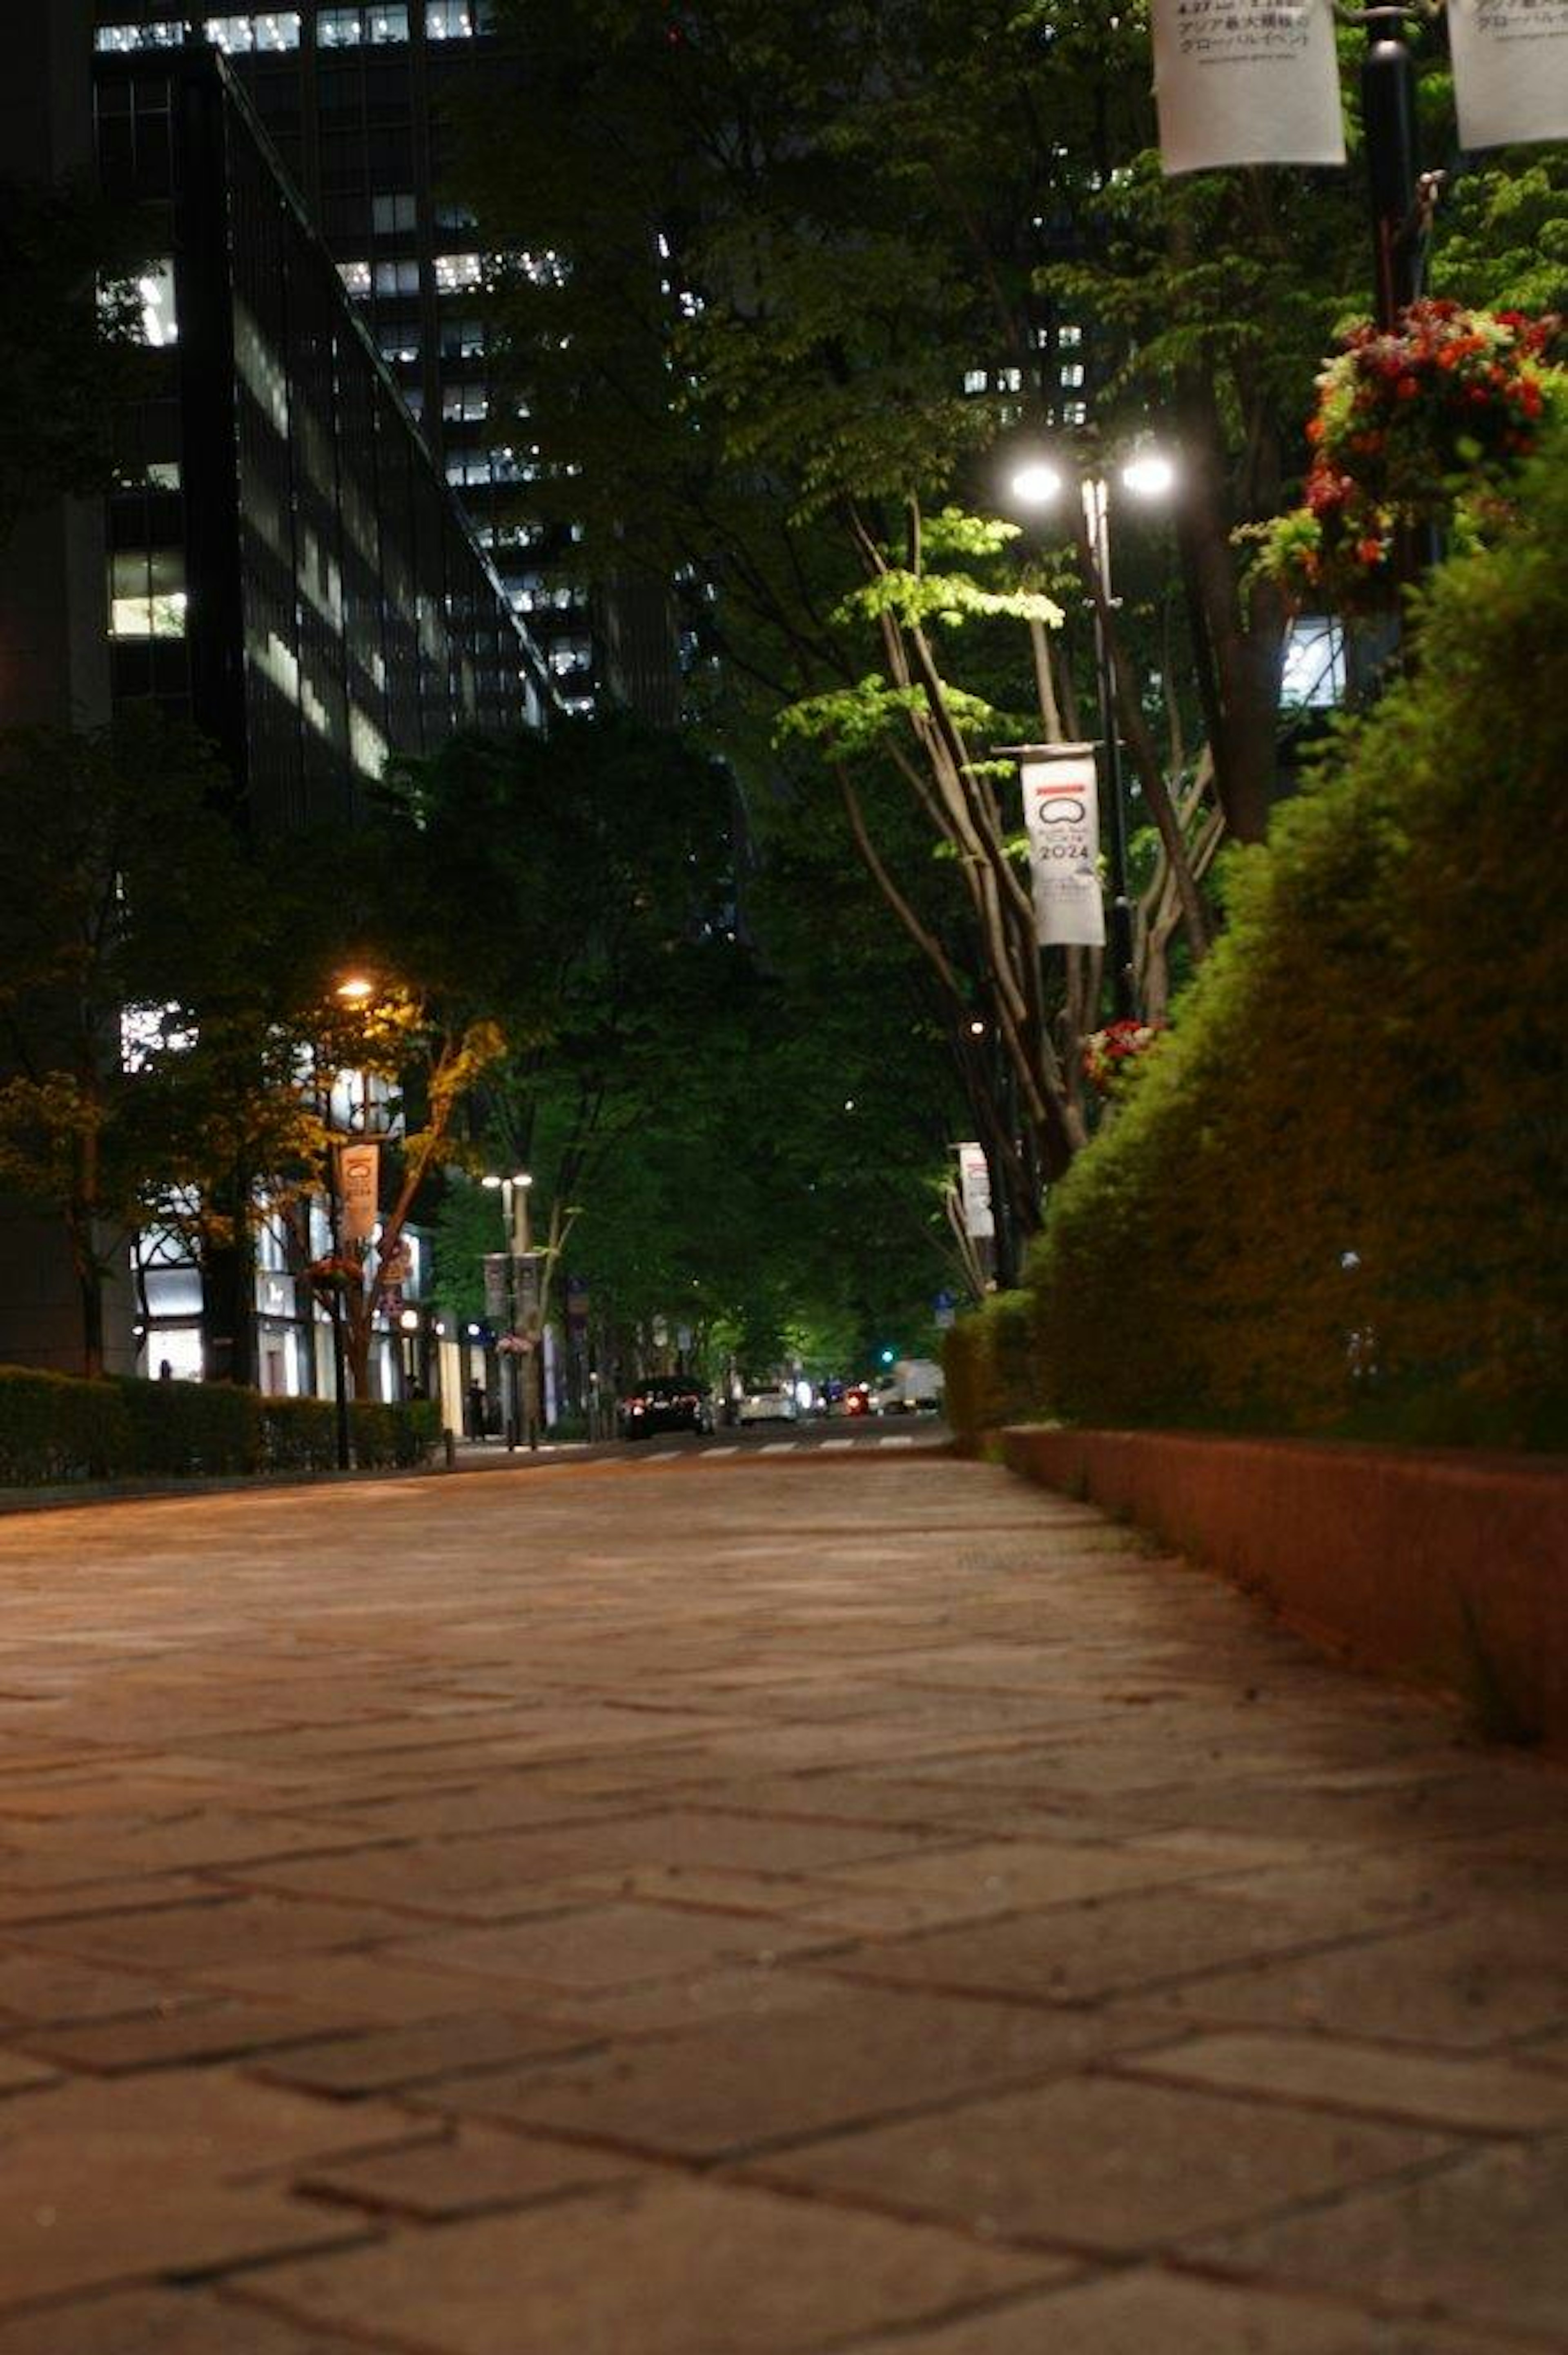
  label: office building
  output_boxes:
[91,4,683,722]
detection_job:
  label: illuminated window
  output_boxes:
[373,257,420,296]
[433,251,483,292]
[318,4,408,39]
[371,191,417,234]
[1059,323,1082,347]
[442,384,488,421]
[337,258,371,295]
[135,260,179,347]
[95,21,183,51]
[996,366,1022,393]
[425,1,474,35]
[253,11,302,44]
[110,549,187,639]
[1060,362,1085,388]
[1063,399,1088,426]
[962,368,987,394]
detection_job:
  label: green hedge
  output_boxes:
[0,1369,439,1488]
[943,1291,1044,1450]
[1020,434,1568,1451]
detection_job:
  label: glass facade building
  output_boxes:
[94,39,548,832]
[92,4,682,723]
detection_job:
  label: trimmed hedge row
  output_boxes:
[949,432,1568,1455]
[943,1293,1042,1452]
[0,1366,440,1487]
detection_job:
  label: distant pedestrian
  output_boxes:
[467,1378,486,1440]
[157,1358,174,1382]
[408,1378,427,1401]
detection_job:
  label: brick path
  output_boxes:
[0,1451,1562,2352]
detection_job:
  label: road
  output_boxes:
[0,1444,1562,2351]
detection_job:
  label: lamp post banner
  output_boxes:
[336,1140,380,1244]
[957,1143,996,1241]
[1151,0,1346,174]
[1022,750,1106,950]
[1448,0,1568,149]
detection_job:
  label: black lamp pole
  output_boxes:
[1082,478,1137,1021]
[1362,10,1420,332]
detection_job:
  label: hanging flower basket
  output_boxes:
[1252,301,1563,612]
[1083,1018,1163,1098]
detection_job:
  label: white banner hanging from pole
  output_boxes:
[1448,0,1568,151]
[336,1140,380,1245]
[1021,747,1105,950]
[956,1144,995,1242]
[1150,0,1346,174]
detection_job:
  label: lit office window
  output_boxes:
[1281,618,1347,709]
[110,550,187,639]
[371,191,417,235]
[1059,323,1083,347]
[95,21,183,51]
[1063,399,1088,425]
[373,257,420,296]
[317,4,409,39]
[135,260,179,347]
[962,368,987,394]
[425,2,474,35]
[338,258,372,295]
[996,366,1022,393]
[442,384,489,421]
[1060,362,1085,388]
[433,252,483,292]
[439,315,486,359]
[376,319,420,362]
[254,11,302,44]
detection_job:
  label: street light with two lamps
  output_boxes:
[1007,447,1177,1019]
[482,1170,538,1448]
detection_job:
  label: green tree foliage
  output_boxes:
[1013,428,1568,1448]
[0,715,319,1376]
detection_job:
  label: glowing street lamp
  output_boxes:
[1006,445,1178,1017]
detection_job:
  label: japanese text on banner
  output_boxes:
[1151,0,1346,173]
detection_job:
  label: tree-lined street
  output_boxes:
[0,1450,1561,2349]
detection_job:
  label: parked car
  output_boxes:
[617,1376,715,1440]
[735,1383,799,1426]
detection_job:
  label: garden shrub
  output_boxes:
[0,1367,129,1484]
[1027,431,1568,1449]
[261,1396,339,1470]
[112,1377,261,1476]
[943,1290,1047,1446]
[0,1369,440,1485]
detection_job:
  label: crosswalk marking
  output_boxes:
[819,1438,855,1452]
[706,1445,739,1456]
[760,1441,797,1454]
[877,1434,916,1449]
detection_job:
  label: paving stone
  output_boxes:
[745,2074,1452,2253]
[1191,2135,1568,2339]
[0,2066,396,2307]
[0,2288,363,2355]
[817,1883,1349,2006]
[296,2123,641,2218]
[432,1985,1168,2160]
[241,2174,1061,2354]
[14,1893,414,1976]
[177,1948,528,2023]
[15,1999,354,2076]
[0,2047,56,2093]
[1141,1913,1568,2049]
[0,1949,207,2029]
[254,2009,598,2097]
[836,2268,1534,2354]
[1111,2029,1568,2134]
[390,1899,844,1995]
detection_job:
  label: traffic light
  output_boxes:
[879,1347,895,1365]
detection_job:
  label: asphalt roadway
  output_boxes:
[0,1440,1561,2351]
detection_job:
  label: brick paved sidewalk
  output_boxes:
[0,1453,1561,2352]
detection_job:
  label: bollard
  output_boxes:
[443,1429,456,1472]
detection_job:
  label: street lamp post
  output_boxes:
[482,1171,534,1448]
[321,970,378,1472]
[1008,450,1176,1022]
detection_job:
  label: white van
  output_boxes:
[871,1358,945,1414]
